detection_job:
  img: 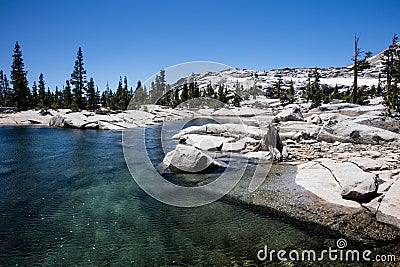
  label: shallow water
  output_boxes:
[0,126,357,266]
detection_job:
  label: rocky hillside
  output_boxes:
[172,43,397,103]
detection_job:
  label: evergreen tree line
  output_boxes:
[128,71,241,108]
[154,79,240,108]
[382,34,400,115]
[0,42,137,112]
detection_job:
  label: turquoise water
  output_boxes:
[0,126,350,266]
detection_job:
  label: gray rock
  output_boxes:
[376,180,400,229]
[273,104,304,122]
[307,114,322,125]
[281,146,289,159]
[173,123,263,139]
[295,162,360,208]
[319,102,359,111]
[163,145,222,173]
[317,120,400,145]
[245,151,271,161]
[221,138,247,152]
[360,150,382,158]
[49,115,65,128]
[84,122,99,130]
[319,159,378,202]
[350,157,387,171]
[278,121,321,139]
[353,116,400,133]
[180,134,232,151]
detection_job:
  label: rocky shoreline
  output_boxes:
[161,102,400,245]
[2,102,400,245]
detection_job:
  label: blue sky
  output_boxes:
[0,0,399,91]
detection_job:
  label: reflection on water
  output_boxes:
[0,126,351,266]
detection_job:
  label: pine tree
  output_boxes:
[351,35,372,103]
[53,86,63,109]
[31,81,38,108]
[173,88,181,107]
[159,70,166,96]
[322,84,330,104]
[95,86,101,109]
[382,34,399,95]
[274,75,282,99]
[181,83,189,102]
[121,76,130,109]
[356,85,370,105]
[305,71,312,101]
[217,84,227,103]
[44,88,53,108]
[63,80,72,108]
[38,73,46,109]
[383,37,400,115]
[11,42,30,110]
[377,73,383,97]
[115,76,124,110]
[70,47,87,110]
[331,84,339,100]
[310,68,322,108]
[232,94,241,107]
[188,81,195,99]
[149,70,166,103]
[133,80,148,105]
[288,79,295,102]
[101,81,112,108]
[86,77,97,110]
[205,82,214,98]
[0,70,12,107]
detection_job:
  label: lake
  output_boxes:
[0,126,357,266]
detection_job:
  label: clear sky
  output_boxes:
[0,0,399,91]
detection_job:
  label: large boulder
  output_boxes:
[376,180,400,229]
[319,159,378,202]
[317,120,400,145]
[295,162,360,208]
[273,104,304,122]
[163,145,223,173]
